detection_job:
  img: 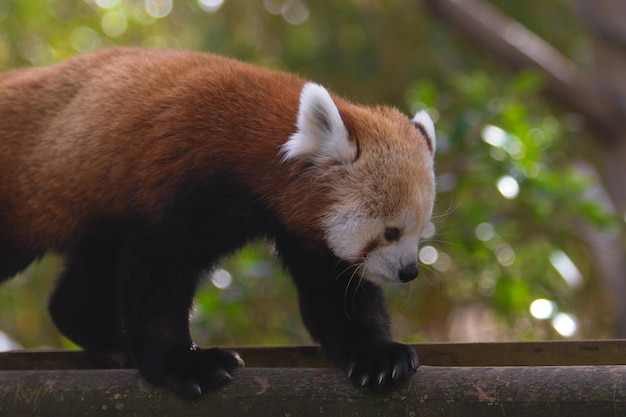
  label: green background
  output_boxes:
[0,0,620,350]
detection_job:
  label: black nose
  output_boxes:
[398,263,418,282]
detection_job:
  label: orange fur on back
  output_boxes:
[0,48,322,249]
[0,47,434,258]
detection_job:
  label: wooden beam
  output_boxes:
[2,342,624,415]
[1,340,625,370]
[0,365,625,416]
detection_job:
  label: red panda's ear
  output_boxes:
[282,82,357,165]
[411,110,436,155]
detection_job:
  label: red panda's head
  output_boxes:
[282,83,436,285]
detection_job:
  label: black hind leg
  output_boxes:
[48,240,128,367]
[0,245,39,284]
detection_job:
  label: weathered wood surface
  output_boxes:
[0,366,625,416]
[1,341,625,416]
[2,339,625,370]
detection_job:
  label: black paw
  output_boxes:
[139,347,244,399]
[346,342,418,388]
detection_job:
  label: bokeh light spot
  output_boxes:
[145,0,173,19]
[419,245,438,265]
[198,0,224,12]
[101,10,128,37]
[497,175,520,199]
[530,299,555,319]
[475,222,495,241]
[552,313,578,337]
[211,268,232,290]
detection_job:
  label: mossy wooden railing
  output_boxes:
[1,340,625,416]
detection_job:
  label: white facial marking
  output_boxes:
[362,210,422,284]
[324,210,382,262]
[364,235,420,284]
[324,207,426,285]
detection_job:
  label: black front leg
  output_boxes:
[275,235,418,388]
[113,177,276,398]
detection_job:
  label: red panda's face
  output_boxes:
[283,83,436,284]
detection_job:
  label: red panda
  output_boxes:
[0,48,436,398]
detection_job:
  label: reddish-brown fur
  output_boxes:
[0,48,345,250]
[0,48,432,398]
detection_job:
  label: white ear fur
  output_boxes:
[412,110,436,153]
[282,82,356,165]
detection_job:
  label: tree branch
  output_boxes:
[423,0,624,141]
[576,0,626,50]
[3,343,625,415]
[2,366,626,416]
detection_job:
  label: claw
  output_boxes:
[377,372,386,385]
[173,379,202,400]
[360,375,369,387]
[410,355,419,370]
[233,352,245,367]
[347,363,355,379]
[392,367,399,381]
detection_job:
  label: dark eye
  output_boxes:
[384,227,400,242]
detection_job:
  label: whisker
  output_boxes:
[420,237,459,248]
[343,262,365,321]
[394,280,413,311]
[419,263,441,289]
[431,192,463,220]
[333,261,359,280]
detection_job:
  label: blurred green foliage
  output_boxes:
[0,0,619,349]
